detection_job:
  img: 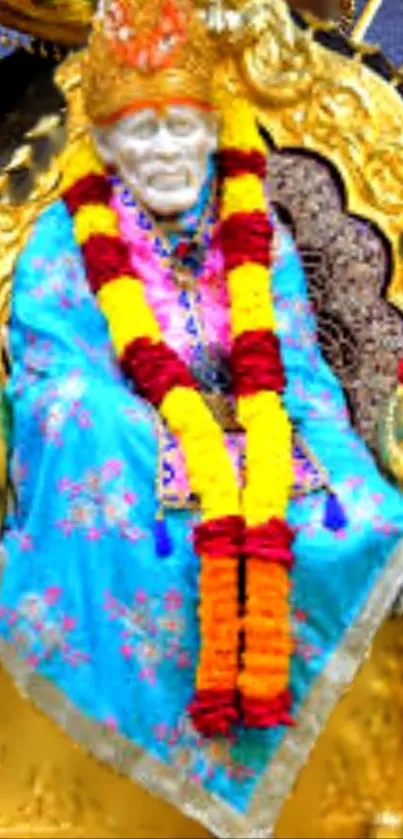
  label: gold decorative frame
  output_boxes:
[0,3,402,836]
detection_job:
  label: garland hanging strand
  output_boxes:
[62,136,242,737]
[218,98,295,727]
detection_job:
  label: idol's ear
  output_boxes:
[206,111,220,154]
[91,126,115,166]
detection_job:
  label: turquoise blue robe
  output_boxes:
[0,197,402,837]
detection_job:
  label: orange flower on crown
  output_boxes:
[82,0,217,124]
[102,0,189,73]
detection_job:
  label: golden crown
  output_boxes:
[82,0,256,124]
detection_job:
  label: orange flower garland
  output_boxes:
[61,94,295,737]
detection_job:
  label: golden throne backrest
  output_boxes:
[236,3,403,455]
[0,0,351,50]
[266,148,403,454]
[246,7,403,309]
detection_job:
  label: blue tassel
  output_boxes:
[324,490,348,532]
[154,509,172,558]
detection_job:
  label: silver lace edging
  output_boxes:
[0,540,403,839]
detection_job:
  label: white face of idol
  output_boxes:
[93,105,218,217]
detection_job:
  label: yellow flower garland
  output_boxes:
[220,97,294,707]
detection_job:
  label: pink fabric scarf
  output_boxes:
[110,186,231,365]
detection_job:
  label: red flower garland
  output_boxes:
[82,235,134,291]
[230,330,286,396]
[220,212,271,269]
[219,149,267,180]
[193,515,244,557]
[243,519,294,567]
[121,337,197,406]
[64,174,113,215]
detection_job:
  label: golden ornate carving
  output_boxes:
[0,0,345,50]
[338,0,355,32]
[0,664,210,839]
[377,387,403,489]
[368,813,403,839]
[276,618,403,839]
[0,0,92,46]
[237,3,403,309]
[0,619,400,837]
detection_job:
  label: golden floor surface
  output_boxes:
[0,617,401,838]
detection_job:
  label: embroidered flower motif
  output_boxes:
[29,254,90,308]
[102,0,188,73]
[0,590,89,668]
[56,461,144,542]
[104,588,191,680]
[7,530,34,552]
[292,606,323,664]
[164,589,183,610]
[154,714,255,785]
[32,373,92,445]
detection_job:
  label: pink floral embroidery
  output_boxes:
[28,254,90,308]
[292,606,324,664]
[7,530,34,552]
[154,715,255,785]
[104,715,118,731]
[0,591,90,667]
[56,460,144,542]
[44,586,62,605]
[164,590,183,610]
[104,588,191,680]
[32,373,92,445]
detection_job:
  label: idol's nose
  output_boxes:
[152,125,183,159]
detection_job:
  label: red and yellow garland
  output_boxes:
[62,97,294,737]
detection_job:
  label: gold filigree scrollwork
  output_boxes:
[241,0,319,105]
[236,0,403,310]
[0,52,86,340]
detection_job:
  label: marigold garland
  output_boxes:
[219,97,294,726]
[61,97,295,737]
[62,139,241,738]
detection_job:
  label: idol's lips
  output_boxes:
[148,171,189,189]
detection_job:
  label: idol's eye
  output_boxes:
[167,116,197,137]
[130,118,159,140]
